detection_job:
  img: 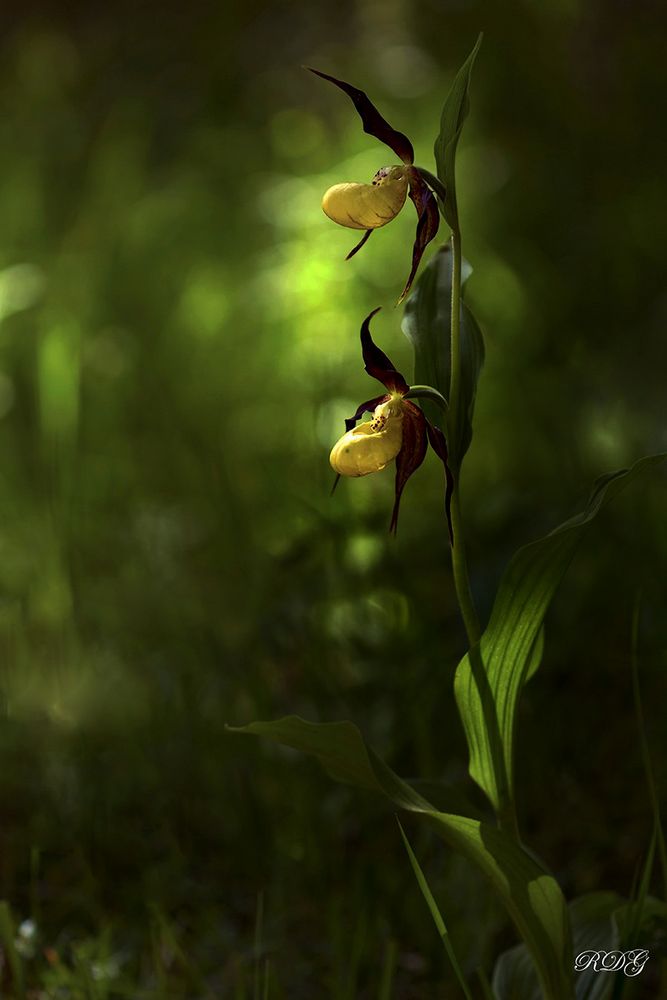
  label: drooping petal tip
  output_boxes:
[307,67,414,164]
[398,174,441,303]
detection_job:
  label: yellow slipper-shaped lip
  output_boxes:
[322,166,408,230]
[330,399,404,477]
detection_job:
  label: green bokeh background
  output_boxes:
[0,0,665,995]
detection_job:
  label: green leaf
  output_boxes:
[492,940,540,1000]
[230,715,574,1000]
[401,245,484,468]
[454,454,666,817]
[434,33,483,231]
[494,891,625,1000]
[494,890,666,1000]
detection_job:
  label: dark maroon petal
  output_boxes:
[344,393,389,432]
[360,308,410,394]
[307,67,414,164]
[389,401,428,533]
[426,421,454,544]
[345,229,373,260]
[398,176,441,303]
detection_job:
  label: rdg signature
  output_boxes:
[575,949,649,977]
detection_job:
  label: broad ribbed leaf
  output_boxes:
[401,245,483,468]
[231,715,573,1000]
[491,941,540,1000]
[494,890,666,1000]
[455,455,667,816]
[434,34,483,231]
[494,892,626,1000]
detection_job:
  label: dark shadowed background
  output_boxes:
[0,0,665,995]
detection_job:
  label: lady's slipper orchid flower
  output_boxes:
[309,68,440,302]
[330,308,453,535]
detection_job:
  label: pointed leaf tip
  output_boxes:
[434,34,483,231]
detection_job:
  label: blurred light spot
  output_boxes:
[373,45,437,98]
[0,372,16,418]
[582,405,630,466]
[0,263,46,321]
[91,956,122,981]
[270,109,327,159]
[368,588,409,631]
[38,321,80,439]
[345,533,383,573]
[323,587,408,647]
[254,239,341,314]
[15,919,37,959]
[178,265,230,338]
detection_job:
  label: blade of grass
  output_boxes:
[0,900,26,1000]
[234,957,248,1000]
[477,966,495,999]
[262,957,270,1000]
[609,597,665,1000]
[378,938,397,1000]
[397,819,473,1000]
[345,905,367,999]
[148,903,212,998]
[254,890,264,1000]
[29,846,41,929]
[630,595,667,896]
[610,819,656,1000]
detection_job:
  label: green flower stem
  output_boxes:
[449,232,518,838]
[450,488,480,647]
[416,166,480,647]
[419,172,508,830]
[449,230,481,649]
